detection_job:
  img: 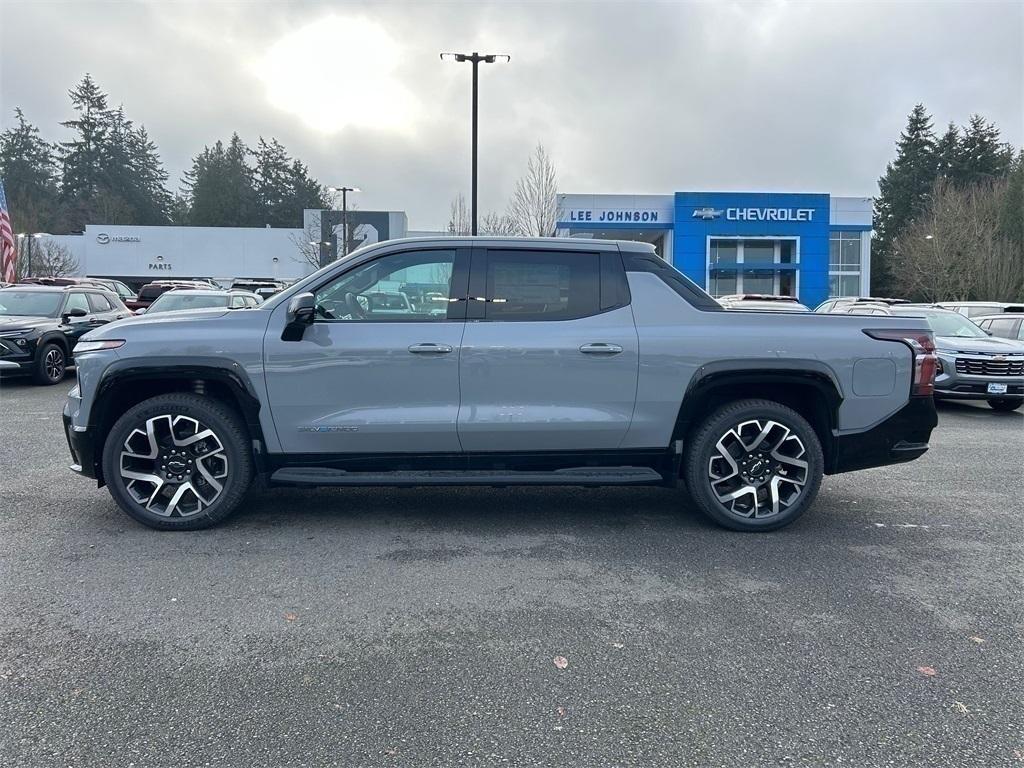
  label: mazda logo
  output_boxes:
[96,233,110,244]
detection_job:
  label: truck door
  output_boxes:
[264,246,470,454]
[457,246,639,452]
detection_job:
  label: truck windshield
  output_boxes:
[0,291,64,317]
[146,293,230,313]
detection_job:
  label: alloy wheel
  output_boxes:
[119,414,229,518]
[707,419,809,519]
[45,347,65,381]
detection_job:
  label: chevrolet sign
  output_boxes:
[692,207,724,220]
[726,208,814,222]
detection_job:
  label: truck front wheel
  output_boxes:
[683,399,824,532]
[101,393,254,530]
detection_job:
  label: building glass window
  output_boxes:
[742,271,775,294]
[706,238,799,298]
[709,270,737,296]
[710,240,737,265]
[743,241,775,265]
[829,274,860,298]
[829,231,862,297]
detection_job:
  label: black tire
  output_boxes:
[683,399,824,532]
[988,397,1023,412]
[33,342,66,385]
[101,393,253,530]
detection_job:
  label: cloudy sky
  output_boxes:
[1,0,1021,228]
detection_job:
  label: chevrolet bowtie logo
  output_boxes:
[692,207,724,220]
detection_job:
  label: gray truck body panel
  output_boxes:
[68,237,928,464]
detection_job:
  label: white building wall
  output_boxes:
[77,224,309,282]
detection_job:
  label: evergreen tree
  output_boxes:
[252,137,292,227]
[128,124,173,224]
[184,133,257,227]
[934,122,960,181]
[954,114,1014,185]
[286,158,327,223]
[872,104,937,295]
[251,137,327,227]
[58,74,110,229]
[0,108,59,233]
[997,149,1023,248]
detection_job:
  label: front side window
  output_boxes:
[65,292,91,314]
[315,249,457,322]
[483,250,600,321]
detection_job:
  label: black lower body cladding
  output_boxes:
[828,396,937,474]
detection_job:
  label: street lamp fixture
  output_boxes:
[326,185,361,260]
[440,51,510,235]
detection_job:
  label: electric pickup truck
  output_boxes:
[62,237,938,532]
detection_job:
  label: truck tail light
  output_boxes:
[864,329,937,396]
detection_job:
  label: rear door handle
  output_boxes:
[408,343,453,354]
[579,343,623,355]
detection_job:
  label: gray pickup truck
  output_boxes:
[63,237,938,532]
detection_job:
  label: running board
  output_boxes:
[270,466,665,487]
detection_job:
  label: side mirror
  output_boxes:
[134,307,147,315]
[61,307,88,323]
[282,292,315,342]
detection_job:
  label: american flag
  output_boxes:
[0,179,17,284]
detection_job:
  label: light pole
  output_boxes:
[327,185,360,260]
[15,232,44,278]
[440,52,509,235]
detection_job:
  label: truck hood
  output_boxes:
[934,333,1024,354]
[83,308,231,340]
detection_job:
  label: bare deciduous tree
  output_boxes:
[894,177,1023,301]
[480,211,516,236]
[448,194,471,235]
[508,143,558,237]
[25,240,79,278]
[289,219,324,271]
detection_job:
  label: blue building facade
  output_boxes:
[556,191,873,309]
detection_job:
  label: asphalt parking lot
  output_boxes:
[1,376,1021,768]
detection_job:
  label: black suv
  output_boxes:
[0,285,130,385]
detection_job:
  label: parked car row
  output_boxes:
[0,281,264,384]
[0,283,130,384]
[815,298,1024,411]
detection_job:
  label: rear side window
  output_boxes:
[484,249,600,321]
[87,292,113,312]
[139,285,164,300]
[987,317,1018,338]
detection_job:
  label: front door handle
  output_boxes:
[579,343,623,355]
[408,343,453,354]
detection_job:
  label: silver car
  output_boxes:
[833,304,1024,411]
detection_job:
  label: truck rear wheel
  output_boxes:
[101,393,253,530]
[683,399,824,531]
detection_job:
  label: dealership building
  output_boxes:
[557,191,872,308]
[41,190,872,307]
[46,209,410,288]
